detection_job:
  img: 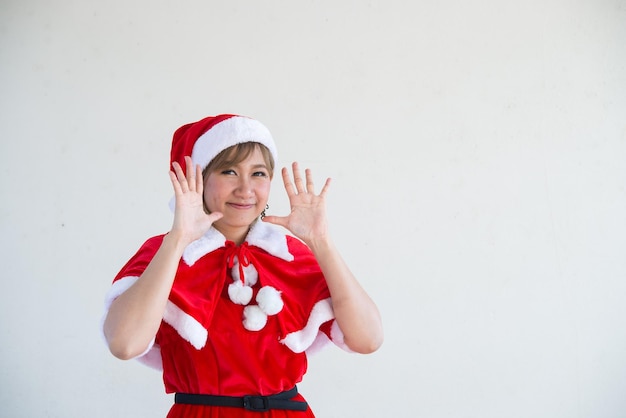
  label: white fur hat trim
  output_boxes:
[228,280,254,305]
[256,286,284,316]
[243,305,268,331]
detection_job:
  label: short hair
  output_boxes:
[202,142,275,179]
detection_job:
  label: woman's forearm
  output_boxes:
[103,232,187,360]
[308,238,384,354]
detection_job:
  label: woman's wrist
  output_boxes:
[163,229,191,254]
[306,234,335,257]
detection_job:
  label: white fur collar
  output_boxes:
[182,221,295,266]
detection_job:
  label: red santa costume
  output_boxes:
[102,115,351,417]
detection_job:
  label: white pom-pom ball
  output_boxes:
[256,286,284,316]
[231,258,259,286]
[228,281,253,305]
[243,305,267,331]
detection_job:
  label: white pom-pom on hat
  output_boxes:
[243,305,268,331]
[256,286,284,316]
[228,280,253,305]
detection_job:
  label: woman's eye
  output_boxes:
[253,171,268,177]
[221,169,236,175]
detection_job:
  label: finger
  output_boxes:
[305,168,316,194]
[195,163,203,192]
[185,156,196,191]
[319,177,332,197]
[169,170,183,195]
[292,162,306,193]
[172,161,189,192]
[207,211,224,223]
[281,167,296,197]
[261,214,287,228]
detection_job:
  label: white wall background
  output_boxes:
[1,1,625,417]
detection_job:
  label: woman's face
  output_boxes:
[203,146,272,241]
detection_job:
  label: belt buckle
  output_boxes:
[243,395,269,411]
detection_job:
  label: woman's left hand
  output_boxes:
[262,162,331,246]
[264,162,384,353]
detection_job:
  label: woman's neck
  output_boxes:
[215,224,252,246]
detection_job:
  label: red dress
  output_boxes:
[103,221,350,417]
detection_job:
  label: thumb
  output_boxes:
[208,212,224,223]
[261,215,288,228]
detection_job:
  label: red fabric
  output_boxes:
[170,114,236,175]
[110,230,333,417]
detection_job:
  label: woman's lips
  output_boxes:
[228,202,255,210]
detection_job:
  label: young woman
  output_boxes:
[102,114,383,417]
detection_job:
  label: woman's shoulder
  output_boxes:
[284,233,312,253]
[136,233,167,253]
[247,222,315,261]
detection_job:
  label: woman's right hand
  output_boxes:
[169,156,223,245]
[105,155,221,360]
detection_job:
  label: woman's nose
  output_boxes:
[235,177,253,195]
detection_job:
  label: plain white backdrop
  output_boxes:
[1,1,625,417]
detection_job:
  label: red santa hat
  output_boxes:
[170,114,278,176]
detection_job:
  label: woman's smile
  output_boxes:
[228,202,255,209]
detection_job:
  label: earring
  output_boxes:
[261,204,269,220]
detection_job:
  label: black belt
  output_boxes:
[174,386,307,412]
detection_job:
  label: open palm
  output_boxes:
[169,156,223,245]
[262,162,331,245]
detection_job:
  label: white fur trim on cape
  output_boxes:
[182,221,294,267]
[182,227,227,266]
[135,344,163,370]
[101,276,160,368]
[304,329,332,356]
[104,276,139,310]
[330,319,353,353]
[101,277,138,352]
[101,277,144,348]
[163,300,208,350]
[294,314,353,355]
[246,221,294,262]
[102,276,208,362]
[280,298,335,353]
